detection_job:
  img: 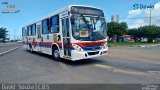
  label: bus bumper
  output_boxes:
[70,48,108,61]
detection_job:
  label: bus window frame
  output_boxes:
[27,26,32,36]
[22,27,25,37]
[31,24,36,36]
[42,18,50,35]
[50,15,59,33]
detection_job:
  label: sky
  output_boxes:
[0,0,160,39]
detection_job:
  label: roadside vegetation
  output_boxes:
[0,27,8,43]
[107,22,160,46]
[127,25,160,43]
[108,42,160,47]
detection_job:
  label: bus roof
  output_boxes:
[23,5,103,27]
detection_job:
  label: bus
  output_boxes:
[22,5,108,61]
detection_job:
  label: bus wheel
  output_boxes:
[52,49,60,61]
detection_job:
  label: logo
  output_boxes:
[92,47,96,51]
[133,4,154,10]
[1,1,20,14]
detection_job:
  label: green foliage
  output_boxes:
[127,28,142,42]
[107,22,128,42]
[139,25,160,43]
[128,25,160,43]
[138,25,160,38]
[108,42,151,47]
[0,27,8,43]
[107,22,128,38]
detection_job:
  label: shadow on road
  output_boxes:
[25,50,52,59]
[61,58,105,67]
[25,50,105,67]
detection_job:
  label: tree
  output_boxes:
[0,27,8,43]
[128,25,160,43]
[138,25,160,43]
[107,22,128,42]
[120,22,128,34]
[127,28,142,42]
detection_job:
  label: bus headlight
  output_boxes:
[72,44,84,52]
[102,43,108,49]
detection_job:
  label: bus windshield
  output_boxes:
[71,15,107,41]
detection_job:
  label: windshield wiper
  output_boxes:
[80,15,90,29]
[92,16,100,30]
[95,16,100,24]
[80,15,95,41]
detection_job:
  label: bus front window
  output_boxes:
[71,15,107,41]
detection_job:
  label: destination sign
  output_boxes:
[71,6,104,16]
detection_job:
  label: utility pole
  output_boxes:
[8,34,10,41]
[14,29,16,40]
[149,8,152,26]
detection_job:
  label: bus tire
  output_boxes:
[52,48,61,61]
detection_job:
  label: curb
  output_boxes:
[136,44,160,47]
[0,47,20,56]
[109,44,160,48]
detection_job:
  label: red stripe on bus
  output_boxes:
[31,41,107,48]
[31,42,62,47]
[75,41,106,47]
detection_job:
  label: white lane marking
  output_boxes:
[94,64,114,70]
[113,69,145,75]
[0,47,20,56]
[147,71,160,76]
[94,64,160,78]
[94,64,145,75]
[148,71,160,73]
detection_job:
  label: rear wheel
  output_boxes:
[52,48,61,61]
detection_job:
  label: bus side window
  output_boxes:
[37,25,41,38]
[29,26,32,36]
[50,15,59,33]
[42,18,49,34]
[27,26,31,36]
[22,28,25,37]
[30,25,33,35]
[32,24,36,35]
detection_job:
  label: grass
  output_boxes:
[108,42,160,47]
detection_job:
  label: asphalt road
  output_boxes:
[0,42,21,54]
[0,46,160,84]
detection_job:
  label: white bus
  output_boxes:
[22,5,108,61]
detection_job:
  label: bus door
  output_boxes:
[61,16,71,58]
[36,22,42,52]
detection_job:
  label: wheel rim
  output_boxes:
[54,50,60,58]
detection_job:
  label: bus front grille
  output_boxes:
[87,51,99,56]
[84,46,101,51]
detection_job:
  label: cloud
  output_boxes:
[154,2,160,9]
[129,19,145,28]
[127,2,160,28]
[127,9,141,18]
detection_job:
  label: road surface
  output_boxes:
[0,42,21,54]
[0,44,160,84]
